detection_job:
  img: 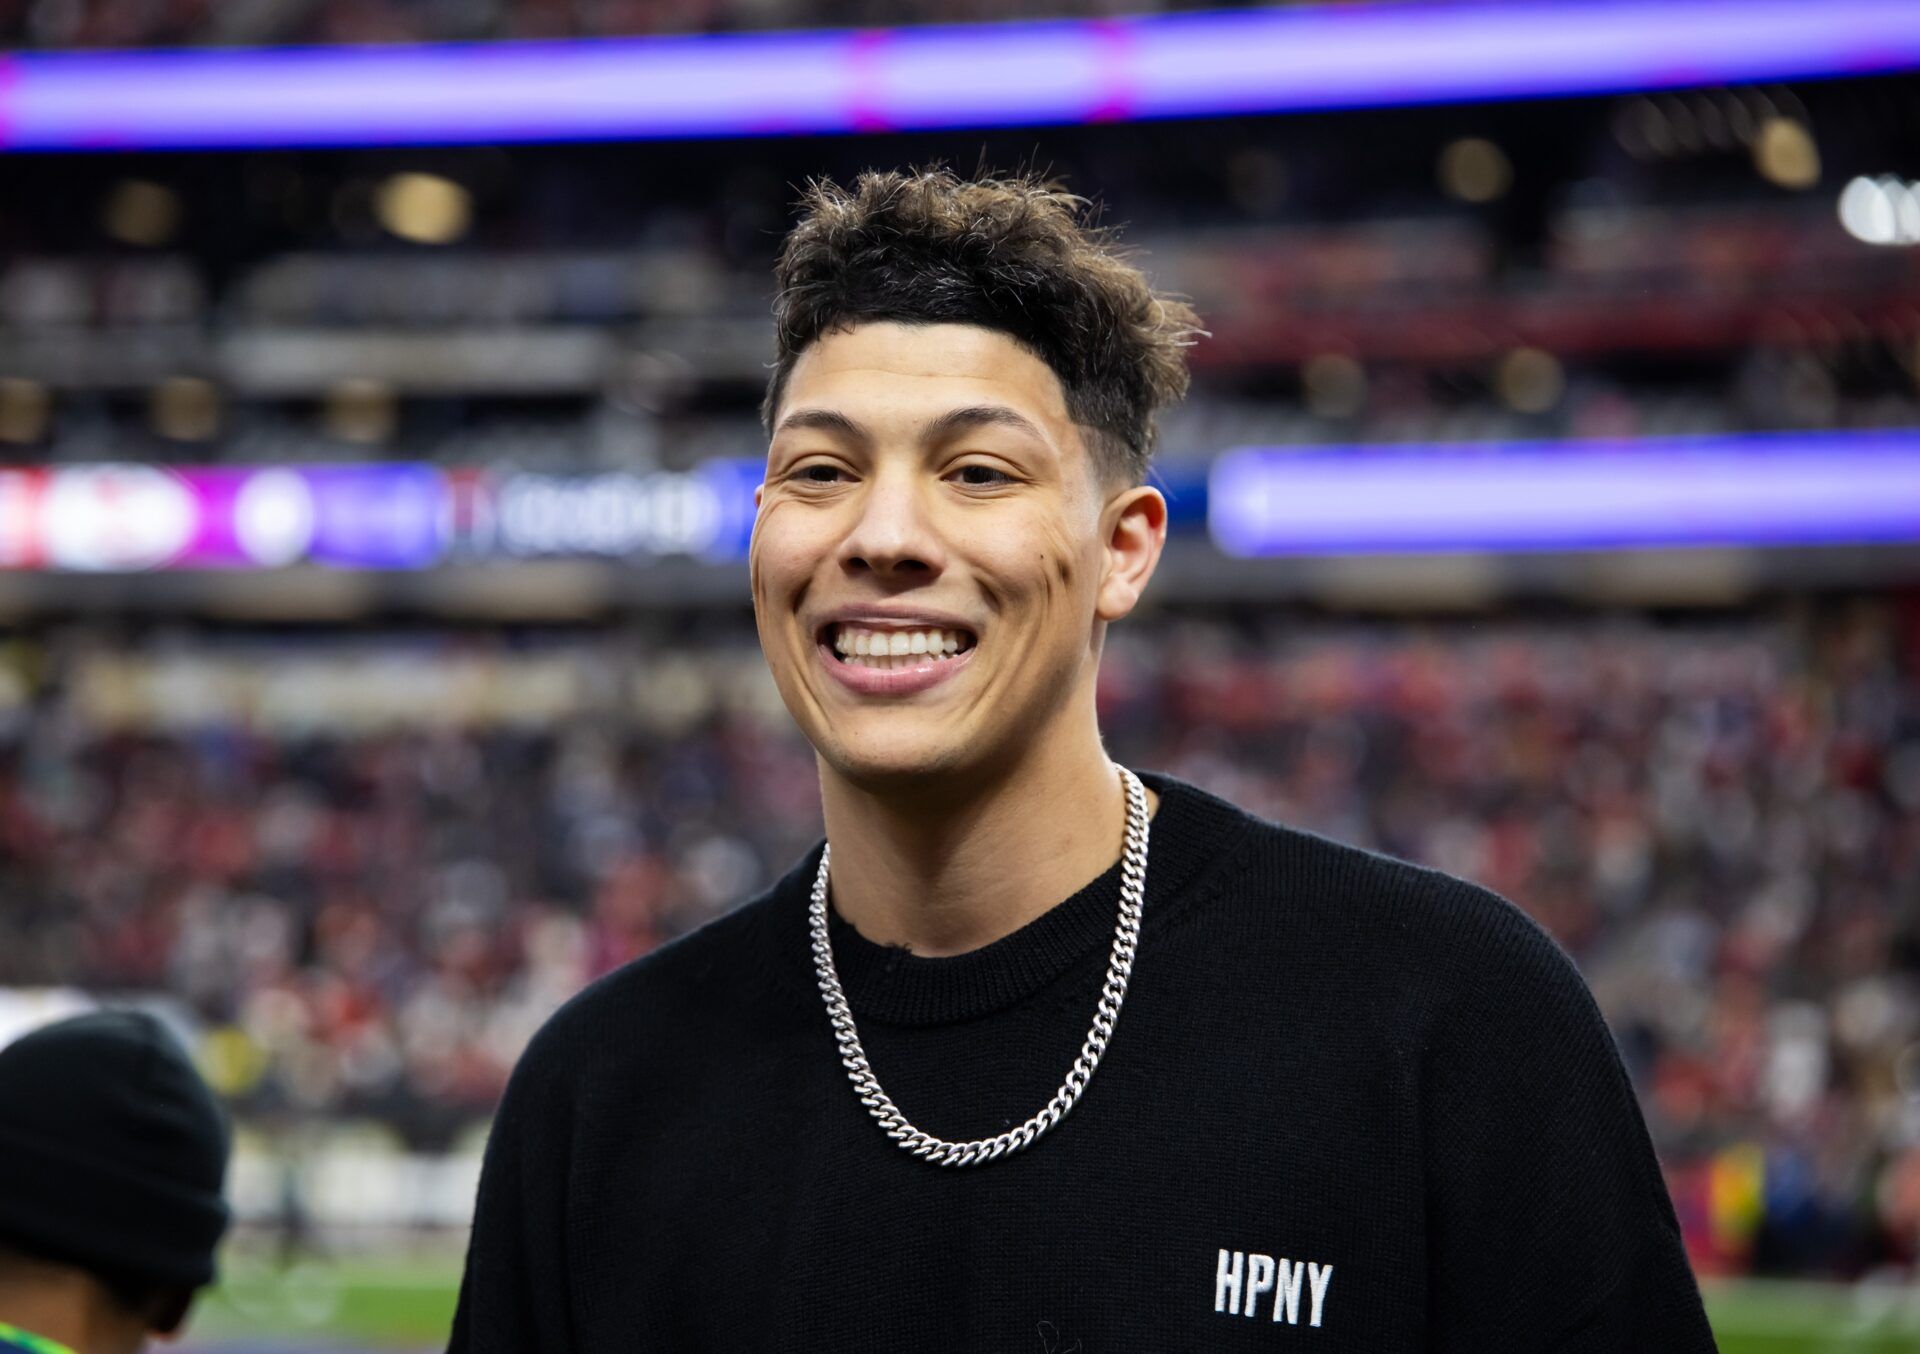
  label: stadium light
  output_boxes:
[1838,176,1920,246]
[0,0,1916,151]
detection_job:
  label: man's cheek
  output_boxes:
[1030,513,1085,602]
[748,500,809,608]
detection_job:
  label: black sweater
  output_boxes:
[449,772,1718,1352]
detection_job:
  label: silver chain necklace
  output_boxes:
[808,766,1149,1167]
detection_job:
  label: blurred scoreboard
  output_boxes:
[0,459,764,571]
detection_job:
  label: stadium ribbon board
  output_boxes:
[1,0,1918,150]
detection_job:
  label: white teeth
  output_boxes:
[828,625,976,667]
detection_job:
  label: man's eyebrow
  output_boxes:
[923,405,1048,444]
[774,408,869,441]
[775,404,1049,446]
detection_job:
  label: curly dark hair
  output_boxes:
[761,167,1204,486]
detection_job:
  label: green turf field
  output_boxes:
[178,1261,1920,1352]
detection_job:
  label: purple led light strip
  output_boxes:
[1,0,1917,151]
[1208,431,1920,557]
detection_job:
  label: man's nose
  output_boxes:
[837,472,944,580]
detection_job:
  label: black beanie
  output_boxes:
[0,1009,231,1289]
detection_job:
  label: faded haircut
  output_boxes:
[761,167,1204,486]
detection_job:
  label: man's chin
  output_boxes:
[812,727,982,794]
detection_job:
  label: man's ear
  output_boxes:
[1096,484,1168,623]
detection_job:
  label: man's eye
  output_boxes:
[953,464,1013,487]
[796,464,845,483]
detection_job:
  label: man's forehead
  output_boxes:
[780,321,1072,427]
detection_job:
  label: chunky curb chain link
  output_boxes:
[809,767,1150,1168]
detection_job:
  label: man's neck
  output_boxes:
[819,731,1156,957]
[0,1286,136,1354]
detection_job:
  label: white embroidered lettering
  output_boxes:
[1244,1254,1275,1318]
[1272,1257,1305,1325]
[1211,1244,1332,1329]
[1307,1263,1334,1328]
[1214,1249,1244,1315]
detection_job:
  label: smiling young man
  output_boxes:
[448,169,1718,1352]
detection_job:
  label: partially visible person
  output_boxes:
[0,1011,232,1354]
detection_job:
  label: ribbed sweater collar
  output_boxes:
[767,770,1254,1027]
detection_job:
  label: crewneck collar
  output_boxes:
[779,770,1255,1027]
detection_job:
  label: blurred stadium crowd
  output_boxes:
[2,599,1918,1278]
